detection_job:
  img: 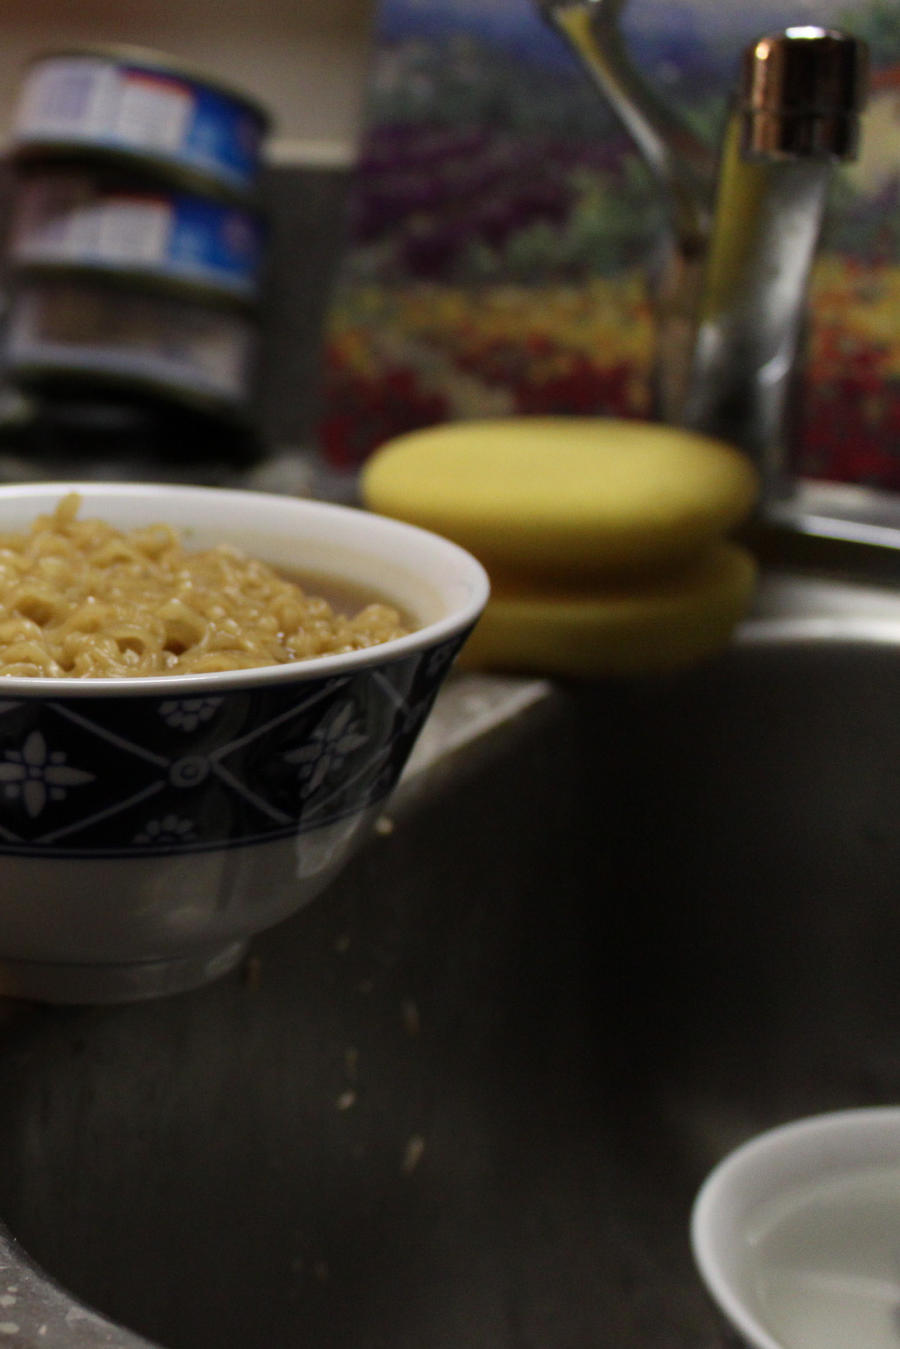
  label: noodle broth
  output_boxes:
[0,494,414,679]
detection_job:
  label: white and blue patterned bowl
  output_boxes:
[0,482,489,1003]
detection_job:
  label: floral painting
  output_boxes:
[320,0,900,489]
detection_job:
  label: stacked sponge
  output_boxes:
[362,417,759,677]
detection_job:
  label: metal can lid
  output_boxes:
[7,360,258,429]
[10,146,266,209]
[9,260,261,315]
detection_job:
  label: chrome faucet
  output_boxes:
[538,3,868,501]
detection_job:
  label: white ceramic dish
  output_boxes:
[0,482,489,1003]
[691,1107,900,1349]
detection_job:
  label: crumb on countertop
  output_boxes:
[402,1134,426,1174]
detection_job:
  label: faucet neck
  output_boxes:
[672,115,834,494]
[672,29,867,496]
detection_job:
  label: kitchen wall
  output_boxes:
[0,0,377,164]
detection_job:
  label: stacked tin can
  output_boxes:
[2,45,271,463]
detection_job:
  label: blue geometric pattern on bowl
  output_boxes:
[0,635,465,858]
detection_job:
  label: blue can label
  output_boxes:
[177,80,264,190]
[167,195,264,291]
[14,55,267,195]
[11,172,264,298]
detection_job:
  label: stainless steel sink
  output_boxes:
[0,547,899,1349]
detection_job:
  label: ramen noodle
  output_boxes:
[0,494,409,677]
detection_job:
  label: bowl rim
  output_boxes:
[690,1105,900,1349]
[0,481,490,697]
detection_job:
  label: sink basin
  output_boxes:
[0,561,898,1349]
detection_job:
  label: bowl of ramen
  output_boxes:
[0,481,488,1003]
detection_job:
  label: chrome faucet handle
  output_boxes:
[536,0,717,419]
[537,0,715,247]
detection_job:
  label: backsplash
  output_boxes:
[255,164,355,449]
[317,0,900,490]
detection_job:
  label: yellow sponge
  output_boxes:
[362,416,758,581]
[458,542,757,678]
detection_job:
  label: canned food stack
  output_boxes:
[2,46,271,464]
